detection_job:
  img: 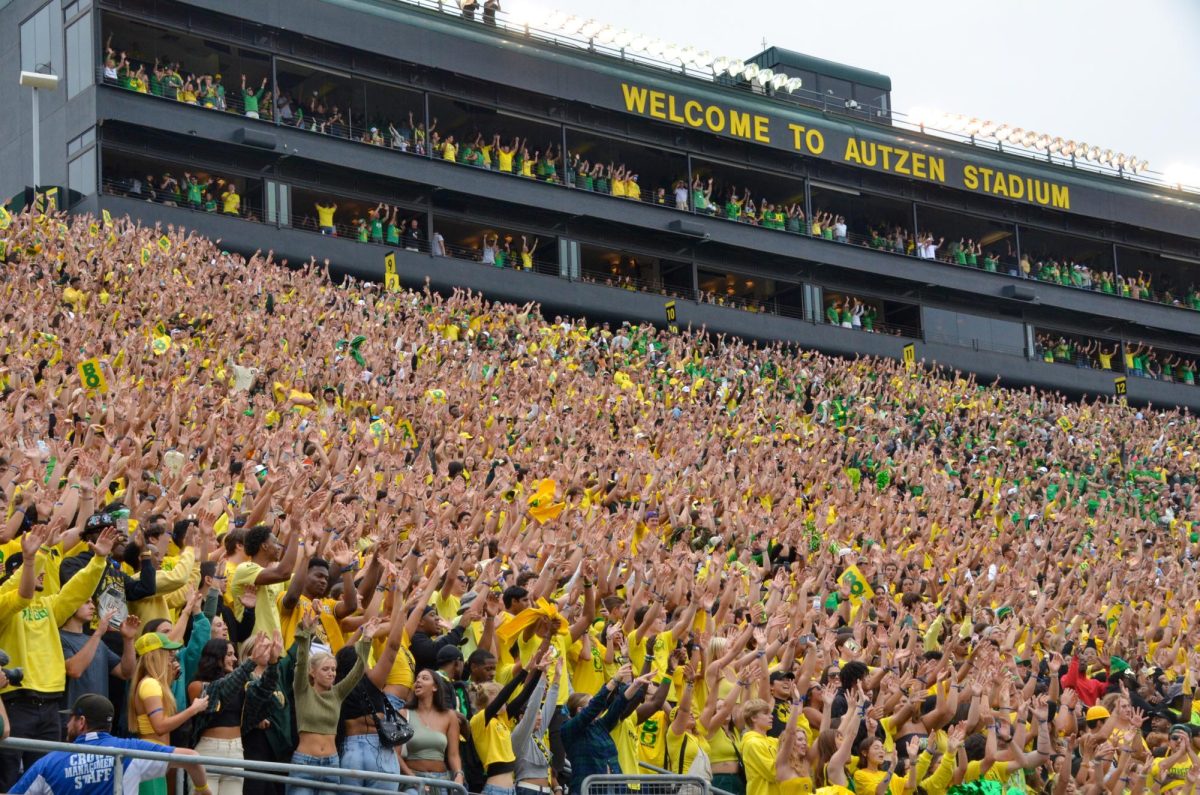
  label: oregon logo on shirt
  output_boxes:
[640,718,660,747]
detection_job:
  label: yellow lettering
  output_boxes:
[929,156,945,183]
[753,115,770,144]
[789,123,806,150]
[978,167,994,192]
[683,100,704,128]
[911,152,927,180]
[1034,181,1050,206]
[648,91,667,119]
[878,144,893,171]
[894,149,911,175]
[1052,184,1070,210]
[705,105,726,132]
[963,165,979,190]
[993,173,1009,197]
[844,137,862,164]
[729,111,752,140]
[806,128,825,155]
[667,95,684,124]
[621,83,648,114]
[1007,174,1024,199]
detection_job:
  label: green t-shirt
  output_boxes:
[186,181,203,205]
[826,306,839,324]
[243,87,265,114]
[953,249,967,265]
[356,223,369,243]
[370,219,383,241]
[386,224,400,245]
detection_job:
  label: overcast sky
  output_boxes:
[503,0,1200,183]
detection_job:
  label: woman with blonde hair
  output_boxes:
[130,631,212,795]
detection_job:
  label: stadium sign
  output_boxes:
[619,82,1075,211]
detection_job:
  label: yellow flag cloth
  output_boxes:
[496,598,569,643]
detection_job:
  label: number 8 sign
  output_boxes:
[78,358,109,394]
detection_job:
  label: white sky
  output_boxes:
[502,0,1200,183]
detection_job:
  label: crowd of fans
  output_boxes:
[2,206,1200,795]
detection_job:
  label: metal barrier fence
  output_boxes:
[0,736,470,795]
[581,774,710,795]
[636,762,737,795]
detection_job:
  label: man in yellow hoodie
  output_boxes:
[0,523,116,791]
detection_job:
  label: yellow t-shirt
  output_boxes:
[230,561,284,638]
[135,677,165,738]
[221,192,240,214]
[571,631,607,695]
[497,149,515,172]
[612,714,643,775]
[470,709,515,767]
[779,777,813,795]
[612,179,627,198]
[637,709,667,767]
[382,632,415,690]
[441,142,458,162]
[430,592,461,622]
[742,731,781,795]
[279,593,345,653]
[665,727,709,775]
[316,205,336,228]
[1150,756,1193,792]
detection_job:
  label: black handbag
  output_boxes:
[373,694,414,748]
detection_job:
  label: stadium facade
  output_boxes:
[3,0,1200,407]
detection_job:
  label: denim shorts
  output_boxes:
[341,733,401,792]
[405,770,453,795]
[483,784,517,795]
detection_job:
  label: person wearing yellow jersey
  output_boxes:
[852,736,920,795]
[471,647,552,795]
[229,521,300,640]
[220,186,241,216]
[701,678,749,795]
[440,135,459,162]
[776,693,814,795]
[612,672,672,776]
[127,528,197,625]
[279,538,363,654]
[0,525,114,792]
[665,664,711,776]
[315,201,338,235]
[1147,726,1195,792]
[742,699,781,795]
[497,137,520,174]
[626,174,642,201]
[811,686,864,792]
[519,236,538,271]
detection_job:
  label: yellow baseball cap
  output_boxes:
[135,632,183,657]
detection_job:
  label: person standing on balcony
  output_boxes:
[241,75,269,120]
[316,202,337,236]
[462,0,479,21]
[484,0,500,26]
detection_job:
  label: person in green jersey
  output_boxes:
[951,240,967,266]
[384,206,401,246]
[181,173,211,211]
[983,252,999,272]
[964,240,979,268]
[202,191,217,213]
[825,301,841,325]
[240,74,269,119]
[367,204,385,244]
[355,218,369,243]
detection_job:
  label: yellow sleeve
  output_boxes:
[137,677,164,700]
[50,554,106,626]
[0,573,31,621]
[741,733,777,785]
[920,752,956,795]
[153,547,195,596]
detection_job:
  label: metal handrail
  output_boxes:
[0,735,468,795]
[371,0,1195,196]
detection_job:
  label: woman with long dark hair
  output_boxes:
[187,635,275,795]
[398,669,463,793]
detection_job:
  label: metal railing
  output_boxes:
[102,76,1194,311]
[581,774,709,795]
[0,736,468,795]
[372,0,1195,195]
[636,762,737,795]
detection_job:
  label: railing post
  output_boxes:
[112,749,123,794]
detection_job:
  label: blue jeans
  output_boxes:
[483,784,517,795]
[288,751,340,795]
[341,733,401,792]
[405,770,454,795]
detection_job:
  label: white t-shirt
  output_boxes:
[834,221,847,238]
[674,187,688,205]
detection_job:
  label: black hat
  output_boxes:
[769,671,796,683]
[436,646,465,666]
[60,694,115,728]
